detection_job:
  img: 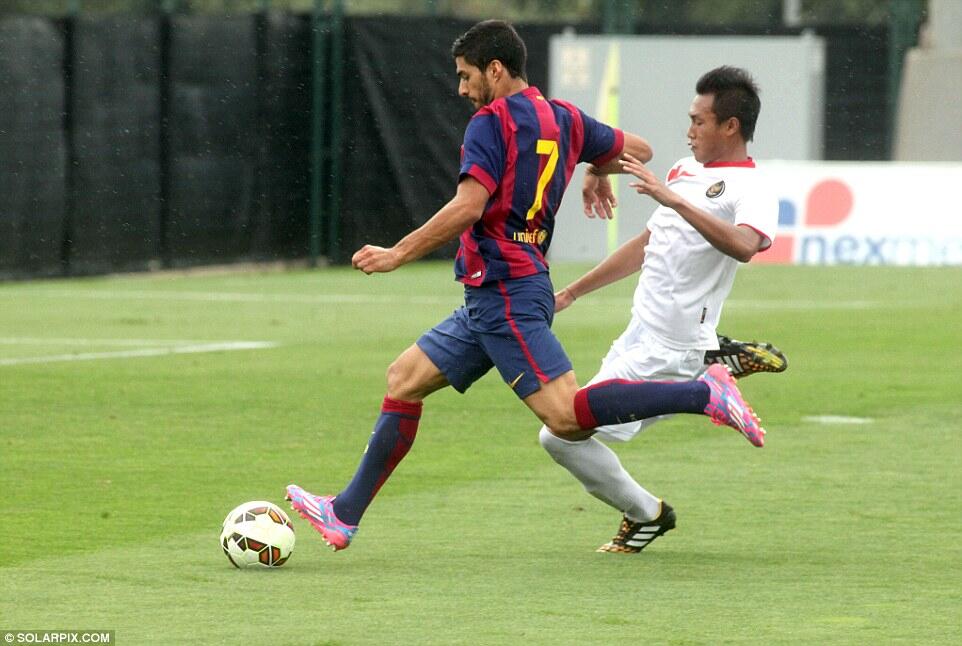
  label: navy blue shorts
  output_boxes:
[416,273,572,399]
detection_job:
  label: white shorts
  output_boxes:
[589,318,705,443]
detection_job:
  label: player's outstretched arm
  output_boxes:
[588,132,653,175]
[620,153,764,262]
[582,132,652,219]
[555,229,650,313]
[352,177,488,274]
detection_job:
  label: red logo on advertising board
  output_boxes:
[755,179,854,264]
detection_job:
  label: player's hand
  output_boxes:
[554,287,576,313]
[620,153,675,206]
[582,172,617,219]
[351,245,402,274]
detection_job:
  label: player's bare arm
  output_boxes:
[620,153,764,262]
[581,132,652,219]
[555,228,650,313]
[352,177,489,274]
[591,132,653,174]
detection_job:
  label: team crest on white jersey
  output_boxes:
[706,181,726,198]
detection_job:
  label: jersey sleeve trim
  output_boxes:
[737,223,773,251]
[461,164,498,195]
[587,128,624,167]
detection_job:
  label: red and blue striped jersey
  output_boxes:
[456,86,623,286]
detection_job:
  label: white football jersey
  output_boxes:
[632,156,778,350]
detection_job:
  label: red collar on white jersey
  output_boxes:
[703,157,755,168]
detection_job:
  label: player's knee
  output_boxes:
[385,355,416,399]
[526,374,584,437]
[386,351,439,401]
[537,410,584,439]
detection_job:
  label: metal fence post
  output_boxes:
[888,0,924,157]
[326,0,343,263]
[62,0,81,275]
[602,0,635,35]
[308,0,328,267]
[158,0,176,267]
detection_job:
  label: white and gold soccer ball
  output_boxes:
[220,500,295,568]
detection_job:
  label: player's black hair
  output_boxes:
[695,66,761,142]
[451,20,527,80]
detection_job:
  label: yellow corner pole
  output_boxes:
[595,41,621,256]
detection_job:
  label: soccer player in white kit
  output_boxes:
[540,66,779,553]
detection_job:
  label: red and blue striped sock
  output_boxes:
[573,379,709,430]
[333,396,422,526]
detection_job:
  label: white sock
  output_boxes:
[539,426,661,521]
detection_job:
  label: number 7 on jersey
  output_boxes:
[525,139,559,221]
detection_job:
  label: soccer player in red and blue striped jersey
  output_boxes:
[454,84,623,286]
[286,21,764,552]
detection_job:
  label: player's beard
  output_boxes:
[476,77,495,108]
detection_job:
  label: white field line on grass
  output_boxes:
[0,337,209,347]
[5,289,448,306]
[2,288,905,310]
[803,415,874,425]
[0,341,278,367]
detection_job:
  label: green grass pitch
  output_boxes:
[1,262,960,644]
